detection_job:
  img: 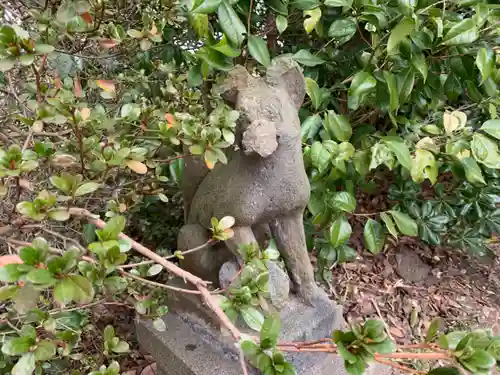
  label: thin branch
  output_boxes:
[239,346,250,375]
[118,239,215,269]
[374,358,427,375]
[119,270,203,294]
[375,352,451,360]
[371,297,395,342]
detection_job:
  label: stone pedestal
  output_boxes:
[137,286,347,375]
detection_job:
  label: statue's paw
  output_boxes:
[298,283,332,308]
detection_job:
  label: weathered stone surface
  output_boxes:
[395,248,430,283]
[219,261,240,290]
[137,296,344,375]
[137,297,399,375]
[267,261,290,309]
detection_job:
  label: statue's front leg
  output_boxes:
[269,212,329,306]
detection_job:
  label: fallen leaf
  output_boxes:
[389,326,404,338]
[126,160,148,174]
[96,80,115,92]
[99,39,119,49]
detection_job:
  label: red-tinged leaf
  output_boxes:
[0,255,23,267]
[54,75,62,89]
[99,39,119,49]
[80,12,93,24]
[150,23,158,35]
[165,113,175,125]
[205,156,215,169]
[96,80,115,92]
[74,76,83,98]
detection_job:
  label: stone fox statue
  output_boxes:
[178,57,327,306]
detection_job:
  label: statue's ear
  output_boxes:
[219,65,251,106]
[242,119,278,158]
[265,56,305,109]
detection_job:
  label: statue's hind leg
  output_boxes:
[178,224,232,285]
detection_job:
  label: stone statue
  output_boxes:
[177,57,327,306]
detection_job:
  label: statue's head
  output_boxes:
[220,57,306,158]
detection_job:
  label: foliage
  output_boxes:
[0,0,499,374]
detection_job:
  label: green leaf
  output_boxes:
[327,18,356,46]
[382,138,411,170]
[442,19,478,46]
[74,182,100,197]
[127,29,144,38]
[345,360,366,375]
[365,339,395,354]
[380,212,398,239]
[260,313,281,348]
[337,341,358,364]
[330,191,356,213]
[196,47,233,71]
[19,54,34,66]
[191,0,222,13]
[189,13,208,39]
[325,111,352,141]
[329,216,352,247]
[12,352,36,375]
[481,119,500,140]
[100,215,126,240]
[104,325,115,342]
[412,51,428,82]
[290,0,320,10]
[35,44,55,54]
[0,57,16,72]
[303,8,321,34]
[348,71,376,110]
[34,340,56,361]
[27,268,56,285]
[310,141,331,172]
[324,0,353,6]
[463,350,496,370]
[471,133,500,169]
[363,219,385,254]
[461,157,486,186]
[411,149,438,185]
[217,1,246,46]
[276,15,288,34]
[112,340,130,353]
[2,337,32,356]
[292,49,325,67]
[476,48,495,83]
[389,211,418,236]
[211,35,241,57]
[47,208,70,221]
[248,36,271,67]
[387,18,414,55]
[0,285,19,301]
[300,114,322,141]
[53,275,94,306]
[147,264,163,276]
[383,71,399,112]
[425,318,442,343]
[427,368,461,375]
[240,306,264,331]
[0,264,24,282]
[305,78,322,110]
